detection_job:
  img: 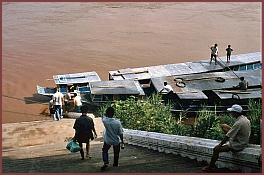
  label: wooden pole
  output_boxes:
[91,85,125,88]
[215,90,251,94]
[113,70,148,76]
[217,56,240,79]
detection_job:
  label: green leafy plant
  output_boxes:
[96,94,261,145]
[247,99,262,144]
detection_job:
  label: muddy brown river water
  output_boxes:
[2,2,261,123]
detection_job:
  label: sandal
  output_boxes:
[86,154,92,159]
[101,164,109,171]
[78,158,85,161]
[202,166,214,172]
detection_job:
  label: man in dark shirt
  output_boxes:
[73,105,97,160]
[233,77,248,90]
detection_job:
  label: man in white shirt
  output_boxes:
[160,82,173,105]
[52,87,64,120]
[210,43,219,65]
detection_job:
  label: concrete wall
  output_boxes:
[123,129,262,172]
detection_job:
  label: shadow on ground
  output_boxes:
[3,142,243,173]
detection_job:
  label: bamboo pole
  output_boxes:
[184,76,219,81]
[46,74,97,81]
[91,85,125,88]
[215,90,251,94]
[112,70,148,76]
[217,56,240,79]
[175,91,199,94]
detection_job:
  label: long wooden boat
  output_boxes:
[37,72,146,110]
[37,52,262,114]
[107,52,262,115]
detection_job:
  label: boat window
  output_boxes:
[102,94,113,101]
[233,66,239,71]
[247,64,254,70]
[78,87,90,92]
[60,87,67,93]
[46,87,56,94]
[58,75,67,83]
[119,94,127,101]
[239,65,246,71]
[93,95,102,102]
[254,62,262,69]
[77,83,88,87]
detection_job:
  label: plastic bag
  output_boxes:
[66,140,82,153]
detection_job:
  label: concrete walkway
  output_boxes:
[3,140,205,173]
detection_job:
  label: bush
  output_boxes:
[97,93,188,135]
[247,99,262,144]
[96,94,261,145]
[188,107,223,140]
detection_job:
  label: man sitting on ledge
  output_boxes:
[202,104,251,172]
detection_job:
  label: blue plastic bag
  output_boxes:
[66,140,82,153]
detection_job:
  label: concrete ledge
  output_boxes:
[123,129,262,172]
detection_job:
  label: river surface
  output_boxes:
[2,2,261,123]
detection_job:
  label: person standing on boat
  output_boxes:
[210,44,218,65]
[226,44,233,63]
[73,93,82,112]
[160,82,173,105]
[64,89,71,113]
[202,104,251,172]
[101,107,124,171]
[73,105,97,160]
[52,87,64,120]
[233,77,248,90]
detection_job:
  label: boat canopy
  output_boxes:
[151,69,261,100]
[173,69,261,91]
[53,71,101,85]
[109,52,261,81]
[212,88,262,99]
[89,80,145,95]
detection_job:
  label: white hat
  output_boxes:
[227,104,243,113]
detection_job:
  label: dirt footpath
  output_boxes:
[2,115,104,149]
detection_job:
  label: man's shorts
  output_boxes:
[64,101,70,106]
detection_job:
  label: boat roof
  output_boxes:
[217,52,261,68]
[152,69,262,100]
[53,71,101,85]
[109,52,261,80]
[212,88,262,99]
[173,69,262,90]
[89,80,145,95]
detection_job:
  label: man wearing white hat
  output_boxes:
[202,104,251,172]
